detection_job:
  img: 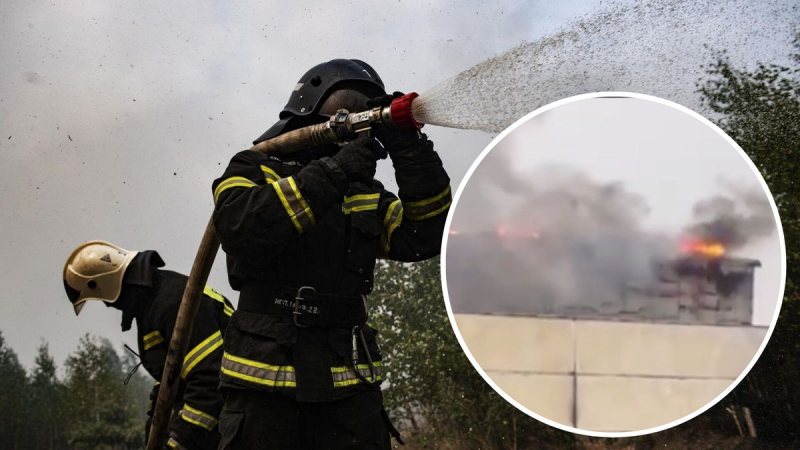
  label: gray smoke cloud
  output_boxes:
[447,154,775,314]
[685,182,776,251]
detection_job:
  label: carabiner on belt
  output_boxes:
[351,324,380,387]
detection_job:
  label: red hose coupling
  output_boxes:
[389,92,423,130]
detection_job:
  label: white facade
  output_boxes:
[455,314,767,431]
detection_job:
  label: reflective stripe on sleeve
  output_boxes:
[260,165,281,184]
[213,176,257,203]
[272,177,316,233]
[167,437,187,449]
[331,362,383,388]
[181,331,223,379]
[143,331,164,350]
[342,193,381,214]
[220,352,296,388]
[179,404,218,431]
[403,185,452,220]
[203,286,234,316]
[380,200,404,254]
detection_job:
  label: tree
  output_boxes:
[29,342,67,450]
[697,34,800,441]
[372,259,573,449]
[63,335,144,450]
[0,331,33,450]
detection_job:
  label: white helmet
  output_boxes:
[63,240,138,315]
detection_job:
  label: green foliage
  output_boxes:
[0,331,32,450]
[373,259,573,449]
[63,335,146,449]
[0,331,152,450]
[697,35,800,440]
[29,342,68,450]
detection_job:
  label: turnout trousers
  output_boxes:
[217,388,391,450]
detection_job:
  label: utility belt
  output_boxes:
[238,283,369,330]
[236,283,381,388]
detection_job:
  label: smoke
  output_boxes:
[446,158,776,315]
[685,182,776,250]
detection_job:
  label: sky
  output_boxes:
[0,0,793,369]
[448,97,784,324]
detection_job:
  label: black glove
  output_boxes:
[332,137,385,183]
[366,92,424,153]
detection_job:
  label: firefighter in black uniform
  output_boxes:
[211,59,451,449]
[63,240,234,450]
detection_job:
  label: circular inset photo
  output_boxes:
[442,93,785,436]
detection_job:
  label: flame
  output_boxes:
[680,238,726,258]
[496,223,540,239]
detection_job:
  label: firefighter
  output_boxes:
[63,240,234,450]
[211,59,451,449]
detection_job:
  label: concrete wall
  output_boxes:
[455,314,767,432]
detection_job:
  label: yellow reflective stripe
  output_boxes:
[381,200,404,253]
[409,200,451,221]
[180,404,218,431]
[167,437,186,450]
[220,352,297,387]
[273,181,301,232]
[344,204,379,213]
[260,165,281,183]
[223,352,295,371]
[144,330,160,341]
[344,193,381,202]
[203,286,234,316]
[143,331,164,350]
[203,286,225,303]
[181,331,223,378]
[287,177,313,218]
[404,185,451,207]
[273,177,316,233]
[213,176,257,203]
[342,193,381,214]
[220,366,297,387]
[403,185,452,220]
[331,362,383,387]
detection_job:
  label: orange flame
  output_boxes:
[680,238,726,258]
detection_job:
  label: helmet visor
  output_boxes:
[64,280,87,316]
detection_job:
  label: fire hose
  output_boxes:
[146,93,423,450]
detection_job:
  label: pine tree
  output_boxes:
[29,342,67,450]
[0,331,33,450]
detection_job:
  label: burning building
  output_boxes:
[448,224,762,326]
[622,254,761,325]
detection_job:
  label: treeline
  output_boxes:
[0,334,151,450]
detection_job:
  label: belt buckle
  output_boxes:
[293,286,316,328]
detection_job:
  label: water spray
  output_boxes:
[251,92,424,155]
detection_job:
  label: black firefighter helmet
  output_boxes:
[254,59,386,145]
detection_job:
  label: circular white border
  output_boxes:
[439,91,787,438]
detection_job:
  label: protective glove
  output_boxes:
[366,92,426,154]
[331,137,385,183]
